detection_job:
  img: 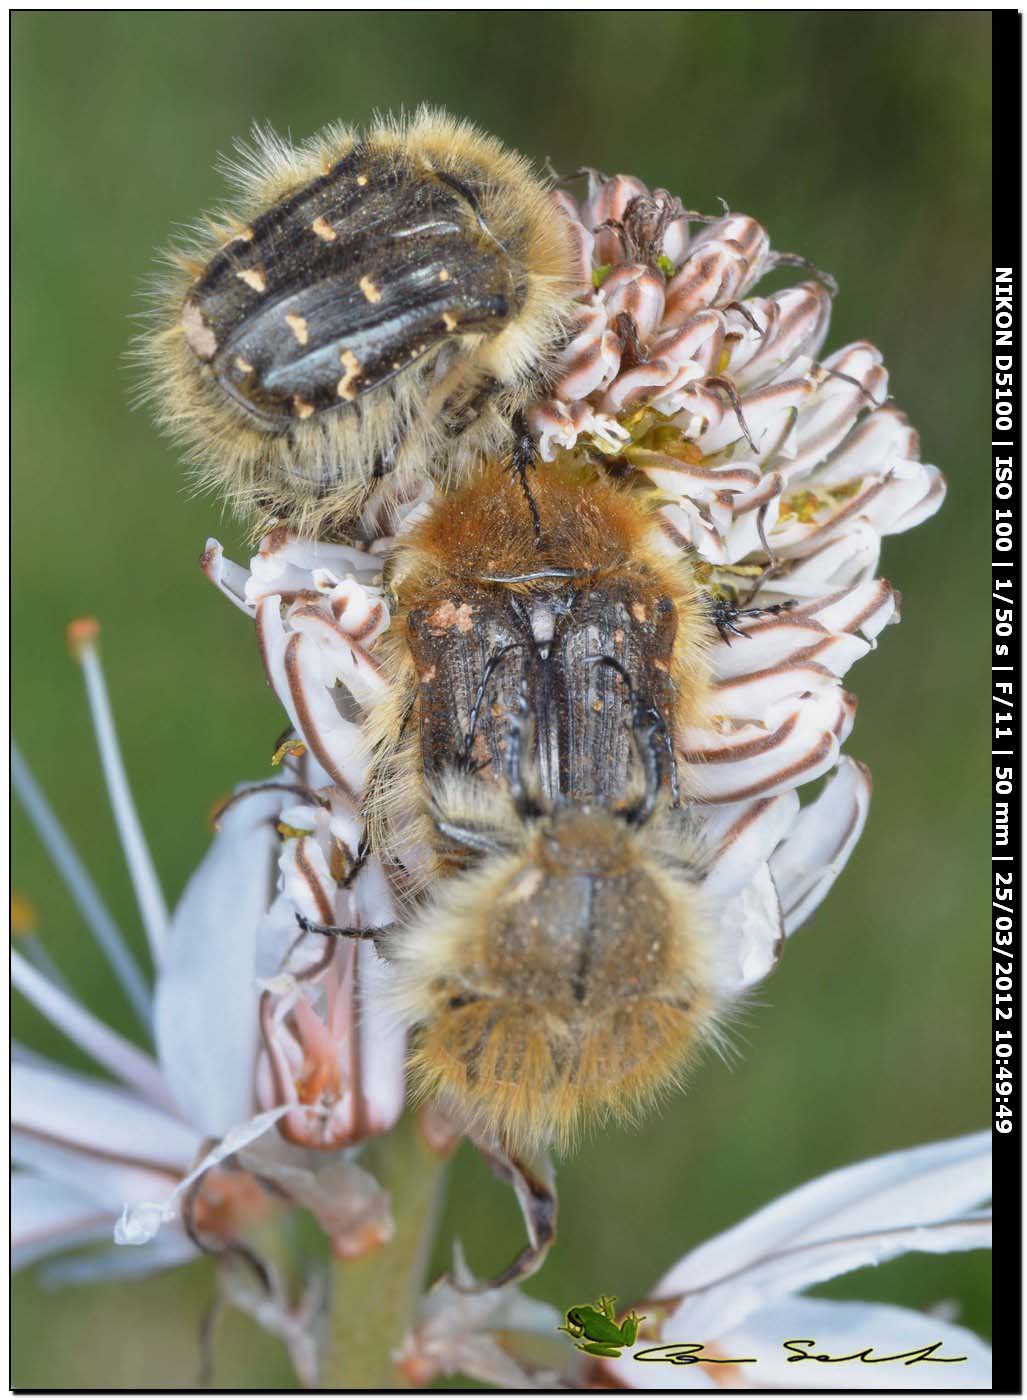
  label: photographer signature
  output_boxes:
[633,1340,967,1367]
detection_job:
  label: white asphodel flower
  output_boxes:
[200,173,942,1027]
[533,175,943,553]
[12,622,404,1382]
[528,174,942,970]
[394,1133,991,1390]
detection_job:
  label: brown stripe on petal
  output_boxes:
[529,401,573,437]
[792,579,897,635]
[341,600,385,643]
[602,358,677,414]
[721,614,830,642]
[564,338,604,378]
[255,599,275,690]
[780,586,859,622]
[845,576,901,632]
[259,525,293,557]
[744,283,830,373]
[689,731,837,803]
[785,635,864,677]
[798,388,877,461]
[637,453,760,490]
[889,471,946,531]
[801,474,890,536]
[562,217,595,289]
[715,795,779,845]
[712,659,836,694]
[782,781,868,923]
[199,541,220,578]
[260,988,295,1112]
[273,589,325,607]
[283,633,358,803]
[681,710,800,765]
[260,990,329,1148]
[854,756,874,792]
[348,947,368,1143]
[293,935,338,984]
[694,214,767,267]
[823,800,861,870]
[558,341,612,400]
[294,836,335,923]
[17,1125,187,1183]
[664,250,728,323]
[289,605,386,681]
[732,473,784,515]
[834,690,858,737]
[655,513,695,553]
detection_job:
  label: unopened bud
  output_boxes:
[66,616,100,660]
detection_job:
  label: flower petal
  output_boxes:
[681,693,847,803]
[729,283,833,391]
[719,1296,991,1389]
[12,1129,181,1215]
[883,464,947,534]
[709,621,869,683]
[114,1105,290,1245]
[12,1061,199,1171]
[200,538,254,615]
[652,1132,991,1340]
[38,1232,198,1287]
[814,404,920,486]
[769,758,872,934]
[713,863,784,993]
[11,745,152,1029]
[155,784,286,1137]
[11,952,175,1113]
[256,599,367,802]
[702,793,800,899]
[12,1171,113,1270]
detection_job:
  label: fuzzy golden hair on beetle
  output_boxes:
[309,459,727,1154]
[365,458,715,874]
[138,107,579,539]
[388,794,722,1156]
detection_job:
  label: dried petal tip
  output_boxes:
[395,1346,442,1389]
[331,1217,393,1260]
[66,616,100,659]
[10,891,38,938]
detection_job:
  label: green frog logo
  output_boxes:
[559,1295,645,1358]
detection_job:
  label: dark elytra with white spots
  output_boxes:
[183,143,525,426]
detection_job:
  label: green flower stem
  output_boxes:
[322,1113,451,1388]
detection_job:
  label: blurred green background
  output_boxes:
[13,11,992,1388]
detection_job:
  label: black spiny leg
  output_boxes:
[296,913,389,943]
[709,595,797,644]
[340,834,371,890]
[509,410,543,549]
